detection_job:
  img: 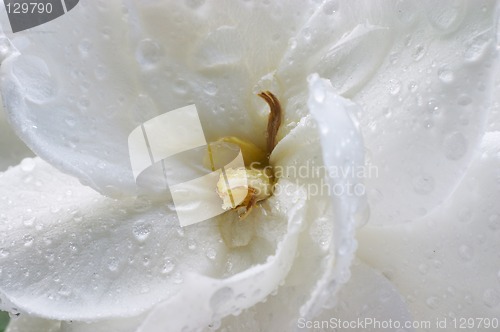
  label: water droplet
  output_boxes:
[388,79,401,95]
[206,248,217,260]
[412,174,435,195]
[23,234,34,247]
[408,81,418,92]
[23,216,36,227]
[20,158,36,172]
[78,96,90,111]
[322,0,339,15]
[0,249,10,258]
[458,244,473,261]
[443,132,467,160]
[142,255,150,266]
[132,220,151,242]
[194,26,244,69]
[64,118,76,127]
[57,285,71,297]
[136,39,163,70]
[78,39,92,57]
[107,257,119,272]
[210,287,234,312]
[426,1,464,32]
[204,81,218,96]
[161,258,175,274]
[483,288,500,308]
[395,0,416,25]
[172,272,183,284]
[426,296,440,309]
[418,263,428,275]
[438,66,454,83]
[69,243,78,252]
[187,239,197,250]
[412,45,426,61]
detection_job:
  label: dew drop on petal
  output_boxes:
[132,220,151,242]
[161,258,175,274]
[425,295,440,309]
[322,0,339,15]
[388,79,401,95]
[136,39,163,70]
[395,0,416,25]
[22,235,34,247]
[206,248,217,260]
[412,44,426,61]
[0,249,10,258]
[107,257,119,272]
[78,39,92,57]
[194,26,244,69]
[483,288,500,308]
[210,287,234,312]
[204,81,218,96]
[426,0,465,33]
[20,158,36,172]
[438,66,454,83]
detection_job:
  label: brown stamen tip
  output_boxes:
[258,91,282,156]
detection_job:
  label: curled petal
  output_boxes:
[0,0,319,197]
[277,0,500,224]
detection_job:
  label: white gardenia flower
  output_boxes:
[0,1,499,331]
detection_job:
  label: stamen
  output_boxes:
[258,91,282,155]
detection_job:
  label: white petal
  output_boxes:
[357,132,500,322]
[324,261,415,332]
[0,157,310,324]
[136,179,308,332]
[218,75,367,329]
[211,262,414,331]
[301,74,366,318]
[0,0,319,197]
[6,315,60,332]
[278,0,500,224]
[0,102,33,171]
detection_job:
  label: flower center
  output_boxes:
[214,91,282,220]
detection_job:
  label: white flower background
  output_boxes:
[0,0,500,331]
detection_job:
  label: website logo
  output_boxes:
[128,104,248,227]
